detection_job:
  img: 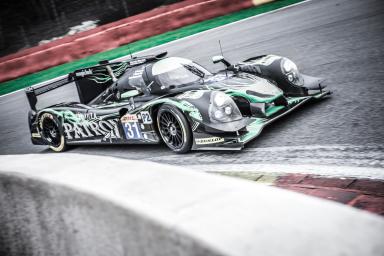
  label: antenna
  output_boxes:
[219,40,224,57]
[219,40,228,78]
[128,45,133,59]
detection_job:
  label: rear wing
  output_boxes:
[25,71,111,111]
[25,51,168,111]
[25,75,72,111]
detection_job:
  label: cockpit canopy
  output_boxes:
[145,57,212,95]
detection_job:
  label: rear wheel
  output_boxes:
[157,105,192,153]
[40,113,66,152]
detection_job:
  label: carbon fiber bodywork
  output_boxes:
[27,53,330,152]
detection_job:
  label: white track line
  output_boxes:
[188,163,384,180]
[0,0,312,99]
[144,144,384,179]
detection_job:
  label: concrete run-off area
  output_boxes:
[0,153,384,256]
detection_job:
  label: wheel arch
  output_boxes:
[36,110,67,152]
[37,110,65,136]
[155,103,193,153]
[145,98,194,133]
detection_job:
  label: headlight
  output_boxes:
[209,92,242,123]
[281,58,303,86]
[282,59,298,73]
[213,92,227,107]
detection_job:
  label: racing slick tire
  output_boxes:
[39,113,67,152]
[157,104,192,153]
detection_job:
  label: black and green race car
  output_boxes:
[26,51,330,153]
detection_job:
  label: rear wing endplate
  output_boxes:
[25,75,71,111]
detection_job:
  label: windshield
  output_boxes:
[152,57,212,88]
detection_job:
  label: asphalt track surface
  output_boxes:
[0,0,383,169]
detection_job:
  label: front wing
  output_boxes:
[191,91,330,150]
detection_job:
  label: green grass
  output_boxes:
[0,0,304,96]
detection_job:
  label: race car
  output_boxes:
[26,51,330,153]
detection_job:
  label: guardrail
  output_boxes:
[0,153,383,256]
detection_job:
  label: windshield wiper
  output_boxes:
[182,64,205,78]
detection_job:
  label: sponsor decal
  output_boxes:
[140,111,152,124]
[75,69,93,77]
[121,113,144,140]
[76,112,98,120]
[195,137,224,145]
[181,100,194,108]
[251,55,280,66]
[122,121,142,140]
[129,59,146,66]
[177,91,204,100]
[31,133,41,138]
[121,114,138,122]
[179,101,203,121]
[63,119,120,142]
[129,69,144,80]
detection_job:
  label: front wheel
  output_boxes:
[157,105,192,153]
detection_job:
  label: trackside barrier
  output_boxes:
[0,0,265,83]
[0,153,383,256]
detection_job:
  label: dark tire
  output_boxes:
[39,113,67,152]
[157,104,192,153]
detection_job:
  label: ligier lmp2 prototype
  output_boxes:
[26,51,330,153]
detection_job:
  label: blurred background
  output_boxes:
[0,0,181,57]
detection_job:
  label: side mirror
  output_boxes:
[212,55,224,64]
[155,51,168,59]
[212,55,231,67]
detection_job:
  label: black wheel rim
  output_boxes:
[159,111,184,150]
[42,119,61,147]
